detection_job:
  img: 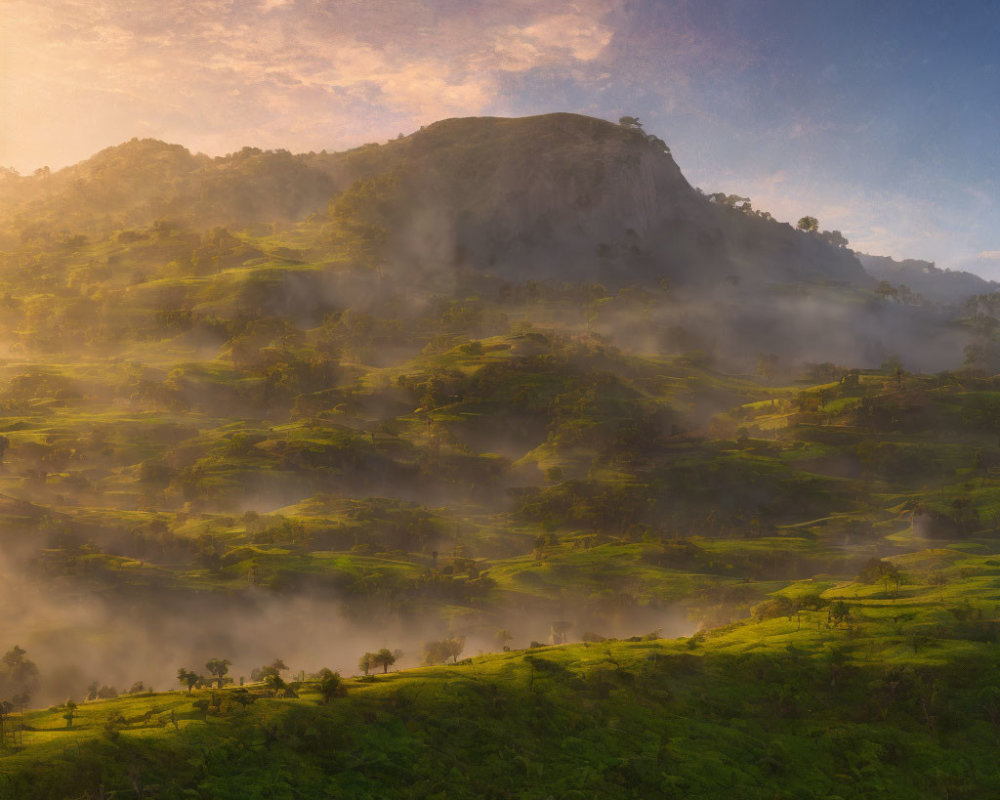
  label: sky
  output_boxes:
[2,0,999,276]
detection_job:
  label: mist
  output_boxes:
[0,541,697,707]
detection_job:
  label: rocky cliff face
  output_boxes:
[357,113,870,289]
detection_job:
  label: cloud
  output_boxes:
[2,0,619,169]
[493,12,614,71]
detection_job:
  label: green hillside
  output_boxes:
[5,560,1000,800]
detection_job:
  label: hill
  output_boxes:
[1,114,868,290]
[5,559,1000,800]
[321,113,871,289]
[858,253,999,305]
[0,113,976,369]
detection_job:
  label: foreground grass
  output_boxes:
[5,564,1000,800]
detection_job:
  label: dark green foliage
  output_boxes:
[7,647,1000,799]
[0,646,39,706]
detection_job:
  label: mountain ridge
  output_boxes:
[857,252,999,304]
[2,113,871,291]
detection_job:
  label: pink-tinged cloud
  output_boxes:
[0,0,620,171]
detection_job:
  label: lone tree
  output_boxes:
[192,698,210,721]
[264,671,288,695]
[177,668,200,693]
[317,668,343,703]
[231,688,254,712]
[205,658,232,689]
[371,648,397,674]
[358,652,375,676]
[618,116,643,131]
[796,216,819,233]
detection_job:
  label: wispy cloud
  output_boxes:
[1,0,619,169]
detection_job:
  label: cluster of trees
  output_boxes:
[358,648,401,675]
[176,657,343,704]
[0,646,39,710]
[858,558,905,597]
[796,215,849,247]
[423,637,465,665]
[177,658,233,693]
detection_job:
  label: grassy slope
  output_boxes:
[5,555,1000,799]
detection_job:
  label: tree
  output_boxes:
[205,658,232,689]
[317,668,343,703]
[371,648,397,674]
[0,700,11,745]
[192,698,210,721]
[358,652,375,676]
[177,668,200,693]
[858,558,903,597]
[252,658,289,683]
[231,688,254,711]
[495,629,514,651]
[0,646,39,705]
[264,671,287,694]
[821,229,849,248]
[709,193,752,212]
[422,637,465,665]
[796,216,819,233]
[875,281,898,302]
[825,647,849,688]
[618,116,643,131]
[63,700,77,728]
[828,600,851,626]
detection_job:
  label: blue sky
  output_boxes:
[3,0,998,276]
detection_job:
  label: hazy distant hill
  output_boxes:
[858,253,998,304]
